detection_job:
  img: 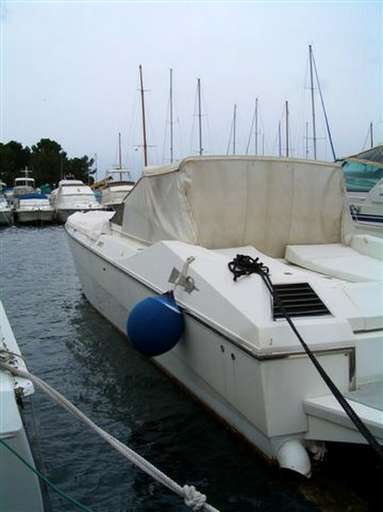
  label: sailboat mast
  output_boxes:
[278,121,282,157]
[233,104,237,155]
[139,65,148,167]
[197,78,203,155]
[312,49,336,160]
[170,68,174,163]
[370,122,374,148]
[118,132,122,179]
[309,45,317,160]
[255,97,258,155]
[305,121,309,159]
[285,100,289,158]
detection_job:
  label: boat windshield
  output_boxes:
[343,160,383,192]
[15,179,35,187]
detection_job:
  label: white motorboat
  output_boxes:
[101,170,135,209]
[66,156,383,476]
[0,300,44,511]
[0,193,13,226]
[348,178,383,237]
[14,193,55,224]
[50,179,103,223]
[343,146,383,238]
[13,174,36,198]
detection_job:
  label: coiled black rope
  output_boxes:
[228,254,383,462]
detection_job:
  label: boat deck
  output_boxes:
[304,382,383,442]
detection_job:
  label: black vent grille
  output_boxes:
[272,283,331,320]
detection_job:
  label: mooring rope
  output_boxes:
[228,254,383,462]
[0,353,220,512]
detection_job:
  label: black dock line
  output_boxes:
[228,254,383,462]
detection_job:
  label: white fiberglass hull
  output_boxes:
[15,209,55,224]
[0,209,13,225]
[0,301,44,511]
[66,228,379,475]
[66,233,280,457]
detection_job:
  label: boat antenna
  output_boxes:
[170,68,174,163]
[197,78,203,155]
[312,48,337,160]
[139,65,148,167]
[278,121,282,157]
[370,122,374,148]
[309,45,317,160]
[285,100,289,158]
[255,97,258,155]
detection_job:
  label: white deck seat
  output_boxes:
[285,242,383,282]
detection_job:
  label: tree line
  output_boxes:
[0,138,95,187]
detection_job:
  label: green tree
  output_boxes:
[0,141,31,185]
[1,138,96,187]
[66,155,95,185]
[30,138,67,186]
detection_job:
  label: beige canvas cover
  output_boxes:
[121,156,353,257]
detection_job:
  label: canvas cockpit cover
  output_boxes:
[121,156,352,257]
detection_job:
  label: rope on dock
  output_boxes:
[0,353,220,512]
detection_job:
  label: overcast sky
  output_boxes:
[1,0,381,178]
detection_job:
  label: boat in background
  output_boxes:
[0,299,45,511]
[66,156,383,477]
[99,133,135,214]
[0,194,13,226]
[50,178,103,224]
[342,145,383,238]
[0,182,13,225]
[13,169,36,199]
[14,193,55,224]
[101,170,135,214]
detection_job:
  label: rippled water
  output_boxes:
[0,226,379,511]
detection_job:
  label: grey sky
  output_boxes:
[1,0,382,178]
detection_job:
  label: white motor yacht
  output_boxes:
[13,176,36,198]
[101,170,135,209]
[0,193,13,226]
[66,156,383,476]
[343,147,383,238]
[348,178,383,237]
[0,300,44,511]
[50,179,103,223]
[14,193,55,224]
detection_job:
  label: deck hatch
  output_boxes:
[272,282,331,319]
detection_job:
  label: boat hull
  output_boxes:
[0,426,45,512]
[66,229,359,469]
[15,209,55,224]
[66,232,279,457]
[0,300,44,511]
[0,209,13,225]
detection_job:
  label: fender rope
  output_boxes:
[228,254,383,462]
[0,353,220,512]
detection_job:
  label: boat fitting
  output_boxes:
[276,439,311,477]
